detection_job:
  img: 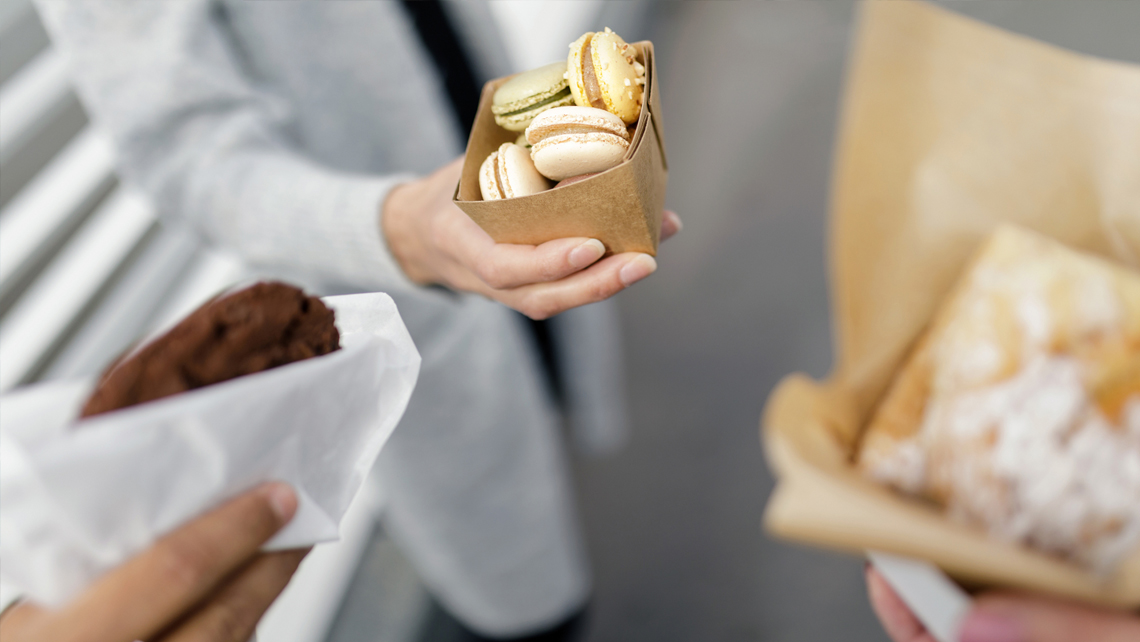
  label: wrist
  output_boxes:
[380,180,433,285]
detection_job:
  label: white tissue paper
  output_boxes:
[0,292,421,609]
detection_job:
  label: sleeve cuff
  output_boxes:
[317,172,420,292]
[184,148,424,293]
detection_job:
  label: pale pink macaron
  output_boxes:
[554,173,598,189]
[525,106,631,182]
[479,142,551,200]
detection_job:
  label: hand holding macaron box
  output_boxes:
[454,29,668,256]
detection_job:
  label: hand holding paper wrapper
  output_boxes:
[761,0,1140,609]
[0,292,421,608]
[0,483,305,642]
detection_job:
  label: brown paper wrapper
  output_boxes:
[454,42,668,256]
[761,0,1140,608]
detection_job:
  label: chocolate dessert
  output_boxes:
[80,282,339,418]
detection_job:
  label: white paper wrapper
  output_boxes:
[0,292,421,608]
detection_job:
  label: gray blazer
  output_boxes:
[35,0,632,634]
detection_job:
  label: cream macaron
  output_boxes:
[479,142,551,200]
[567,28,646,125]
[525,106,631,182]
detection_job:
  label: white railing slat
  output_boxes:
[0,48,72,163]
[0,128,116,297]
[41,226,200,381]
[0,188,155,390]
[144,249,249,337]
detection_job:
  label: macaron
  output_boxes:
[479,142,551,200]
[525,106,631,181]
[492,62,575,132]
[567,28,646,125]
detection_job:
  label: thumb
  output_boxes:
[959,594,1140,642]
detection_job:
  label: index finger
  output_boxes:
[438,207,606,289]
[866,566,939,642]
[48,482,297,642]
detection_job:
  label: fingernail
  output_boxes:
[264,483,298,523]
[668,211,683,232]
[958,611,1025,642]
[569,239,605,268]
[619,254,657,287]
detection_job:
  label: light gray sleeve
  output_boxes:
[34,0,415,291]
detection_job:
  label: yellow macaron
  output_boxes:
[566,28,646,125]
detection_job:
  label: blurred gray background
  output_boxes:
[573,3,1140,641]
[3,2,1138,641]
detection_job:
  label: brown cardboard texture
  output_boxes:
[760,0,1140,608]
[454,42,667,256]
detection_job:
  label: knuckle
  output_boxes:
[584,276,614,303]
[518,294,555,321]
[476,260,507,289]
[196,598,253,642]
[525,308,552,321]
[154,535,217,593]
[594,278,616,300]
[230,495,283,541]
[266,549,305,580]
[428,216,452,252]
[538,256,564,282]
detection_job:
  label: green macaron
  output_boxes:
[492,61,575,132]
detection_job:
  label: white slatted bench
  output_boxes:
[0,3,379,640]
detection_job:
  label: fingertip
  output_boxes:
[261,482,297,524]
[865,565,890,606]
[568,239,606,269]
[660,210,683,242]
[619,254,657,287]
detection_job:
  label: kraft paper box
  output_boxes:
[761,0,1140,609]
[454,42,668,256]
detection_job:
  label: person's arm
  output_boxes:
[34,1,425,292]
[36,1,681,316]
[866,566,1140,642]
[0,482,304,642]
[36,0,416,291]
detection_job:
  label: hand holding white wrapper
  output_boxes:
[868,551,972,642]
[0,292,421,609]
